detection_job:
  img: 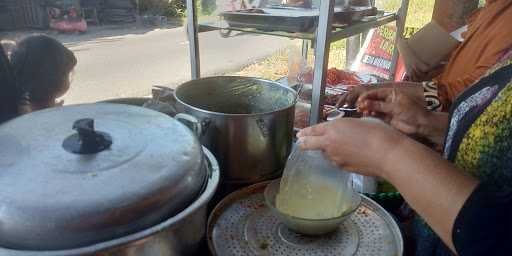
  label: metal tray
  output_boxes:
[221,8,319,33]
[208,181,403,256]
[332,6,378,25]
[221,6,378,33]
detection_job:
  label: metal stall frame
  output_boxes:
[187,0,409,125]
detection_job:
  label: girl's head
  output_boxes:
[10,34,77,110]
[0,44,19,123]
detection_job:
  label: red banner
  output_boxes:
[351,25,406,81]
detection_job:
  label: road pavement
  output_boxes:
[62,26,290,104]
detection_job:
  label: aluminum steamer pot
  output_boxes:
[174,76,297,183]
[0,103,220,256]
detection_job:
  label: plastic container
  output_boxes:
[276,149,357,220]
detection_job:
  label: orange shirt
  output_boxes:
[436,0,512,109]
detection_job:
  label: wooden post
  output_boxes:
[432,0,479,31]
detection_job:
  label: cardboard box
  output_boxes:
[397,21,460,74]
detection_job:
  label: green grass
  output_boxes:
[377,0,435,29]
[229,0,436,79]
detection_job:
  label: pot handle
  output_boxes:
[62,118,112,155]
[175,113,202,137]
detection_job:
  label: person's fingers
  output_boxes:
[342,86,367,107]
[359,99,394,114]
[335,93,347,108]
[324,151,346,167]
[357,99,368,113]
[296,122,329,138]
[358,88,393,103]
[342,92,358,107]
[298,135,328,151]
[360,110,388,122]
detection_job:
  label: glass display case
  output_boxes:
[186,0,409,125]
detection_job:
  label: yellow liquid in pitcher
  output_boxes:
[276,177,350,219]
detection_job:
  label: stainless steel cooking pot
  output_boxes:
[174,76,297,183]
[0,103,220,255]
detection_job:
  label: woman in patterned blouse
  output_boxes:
[339,0,512,112]
[297,54,512,255]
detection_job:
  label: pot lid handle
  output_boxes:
[62,118,113,155]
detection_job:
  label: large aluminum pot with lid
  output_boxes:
[0,103,220,255]
[174,76,297,184]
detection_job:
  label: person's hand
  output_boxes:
[296,118,407,177]
[356,87,430,136]
[336,82,423,108]
[335,85,372,108]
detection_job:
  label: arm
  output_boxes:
[452,181,512,255]
[381,134,477,252]
[357,88,449,146]
[297,118,477,253]
[337,82,423,108]
[416,110,449,146]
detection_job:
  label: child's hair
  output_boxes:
[0,44,19,123]
[10,34,77,104]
